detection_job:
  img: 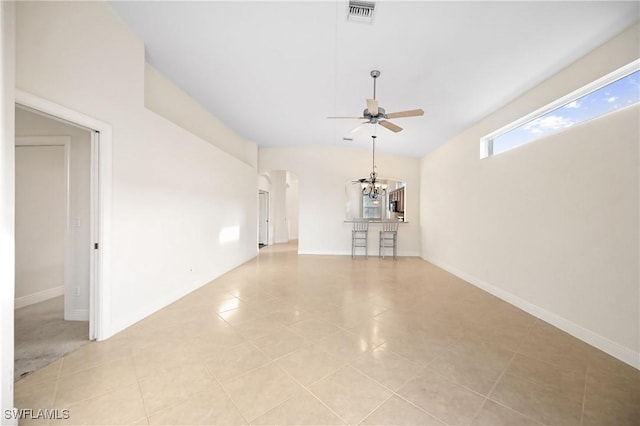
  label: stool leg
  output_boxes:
[393,233,397,259]
[365,233,368,258]
[351,232,354,259]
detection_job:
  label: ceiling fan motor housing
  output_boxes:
[363,106,385,121]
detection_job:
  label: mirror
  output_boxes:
[345,179,406,222]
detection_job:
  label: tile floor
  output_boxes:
[14,242,640,425]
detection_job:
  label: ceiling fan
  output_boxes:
[328,70,424,133]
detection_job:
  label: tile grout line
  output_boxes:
[355,392,396,426]
[57,341,132,378]
[579,349,592,426]
[203,362,252,426]
[134,380,151,425]
[472,350,518,423]
[276,358,350,425]
[50,357,136,412]
[390,390,450,425]
[344,361,449,425]
[479,317,544,425]
[131,351,152,425]
[50,357,64,411]
[207,345,273,384]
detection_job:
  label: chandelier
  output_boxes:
[362,135,386,200]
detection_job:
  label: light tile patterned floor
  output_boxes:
[14,242,640,425]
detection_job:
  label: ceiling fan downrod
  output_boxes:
[371,70,380,100]
[371,135,377,179]
[363,135,385,200]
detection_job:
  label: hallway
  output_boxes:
[14,242,639,425]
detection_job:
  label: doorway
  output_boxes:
[12,90,112,383]
[258,190,269,248]
[258,170,299,246]
[15,89,112,350]
[14,110,94,379]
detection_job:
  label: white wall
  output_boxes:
[1,0,16,419]
[286,171,299,240]
[258,174,271,194]
[15,1,258,338]
[270,170,289,244]
[259,146,421,256]
[15,111,92,320]
[420,23,640,367]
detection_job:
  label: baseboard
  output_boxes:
[298,249,421,257]
[105,252,257,340]
[423,255,640,370]
[65,309,89,321]
[14,285,64,309]
[107,276,218,339]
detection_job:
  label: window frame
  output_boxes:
[480,59,640,159]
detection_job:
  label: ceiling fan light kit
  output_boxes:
[329,70,424,135]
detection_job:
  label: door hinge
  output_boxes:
[94,243,99,250]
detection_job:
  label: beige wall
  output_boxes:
[145,64,257,168]
[260,145,421,256]
[15,143,66,300]
[420,24,640,366]
[15,109,91,320]
[286,172,299,240]
[270,170,289,244]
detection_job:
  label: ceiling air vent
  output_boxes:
[347,1,376,24]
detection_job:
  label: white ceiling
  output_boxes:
[109,1,639,157]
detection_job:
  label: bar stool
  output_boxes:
[379,221,399,259]
[352,221,369,258]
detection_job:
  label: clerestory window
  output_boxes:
[481,60,640,158]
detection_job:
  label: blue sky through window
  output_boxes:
[492,70,640,155]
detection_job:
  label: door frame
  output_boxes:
[15,89,112,341]
[258,190,269,246]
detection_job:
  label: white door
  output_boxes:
[258,191,269,246]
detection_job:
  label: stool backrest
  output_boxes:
[353,221,369,232]
[381,221,399,232]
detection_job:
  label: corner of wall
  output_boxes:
[1,0,16,417]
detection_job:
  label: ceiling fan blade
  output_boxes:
[349,121,369,134]
[327,116,366,119]
[366,98,379,116]
[385,109,424,119]
[379,120,403,133]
